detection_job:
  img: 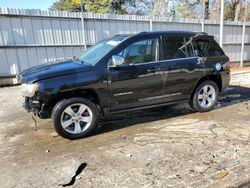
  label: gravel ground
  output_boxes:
[0,68,250,188]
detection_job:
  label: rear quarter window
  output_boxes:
[195,40,224,57]
[207,42,225,56]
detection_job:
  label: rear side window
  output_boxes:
[161,36,194,60]
[195,40,224,57]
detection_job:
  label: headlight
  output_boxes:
[21,83,39,97]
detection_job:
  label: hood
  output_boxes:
[19,60,93,83]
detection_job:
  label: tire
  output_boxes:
[190,80,219,112]
[51,97,98,140]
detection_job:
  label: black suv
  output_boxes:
[19,31,230,139]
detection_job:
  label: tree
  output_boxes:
[49,0,206,19]
[151,0,168,16]
[122,0,174,16]
[209,0,247,21]
[234,0,242,20]
[208,0,220,20]
[50,0,127,14]
[121,0,154,15]
[50,0,80,11]
[204,0,209,19]
[50,0,250,21]
[224,0,242,21]
[84,0,113,14]
[174,0,202,19]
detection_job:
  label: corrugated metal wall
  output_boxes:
[0,7,250,77]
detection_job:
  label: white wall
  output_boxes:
[0,7,250,76]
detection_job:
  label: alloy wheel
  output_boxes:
[60,103,93,134]
[198,85,216,108]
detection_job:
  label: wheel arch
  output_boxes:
[190,74,222,100]
[47,89,102,117]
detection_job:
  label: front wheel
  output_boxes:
[52,97,98,139]
[190,80,219,112]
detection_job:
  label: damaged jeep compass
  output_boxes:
[19,31,230,139]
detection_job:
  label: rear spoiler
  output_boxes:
[193,32,214,41]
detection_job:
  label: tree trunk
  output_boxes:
[234,0,242,21]
[204,0,209,19]
[215,0,221,11]
[152,0,167,16]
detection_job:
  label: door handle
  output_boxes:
[147,67,161,73]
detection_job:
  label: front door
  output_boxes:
[108,37,165,111]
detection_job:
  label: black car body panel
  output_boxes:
[20,60,93,83]
[19,31,230,118]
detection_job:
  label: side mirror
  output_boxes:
[109,55,124,68]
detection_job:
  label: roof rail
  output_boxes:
[137,31,147,35]
[195,32,208,35]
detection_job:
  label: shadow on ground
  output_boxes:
[89,85,250,137]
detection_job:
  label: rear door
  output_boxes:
[194,37,230,87]
[108,36,165,111]
[160,35,205,103]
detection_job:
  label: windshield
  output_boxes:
[79,36,127,65]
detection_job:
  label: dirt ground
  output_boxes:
[0,68,250,188]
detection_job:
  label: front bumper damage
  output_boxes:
[23,97,43,113]
[23,97,50,119]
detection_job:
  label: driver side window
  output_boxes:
[116,38,157,66]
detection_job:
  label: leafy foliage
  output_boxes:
[50,0,127,14]
[49,0,250,21]
[174,0,202,19]
[50,0,80,11]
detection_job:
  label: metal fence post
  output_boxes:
[240,0,248,67]
[219,0,224,48]
[81,13,87,50]
[201,19,205,32]
[80,1,87,50]
[201,0,205,32]
[149,17,153,31]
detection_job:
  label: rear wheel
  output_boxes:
[190,80,219,112]
[52,97,98,139]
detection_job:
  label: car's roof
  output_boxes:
[115,31,209,38]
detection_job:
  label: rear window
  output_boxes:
[161,36,194,60]
[195,40,224,57]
